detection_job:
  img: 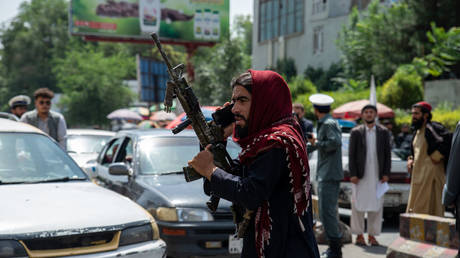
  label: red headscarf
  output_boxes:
[233,70,311,258]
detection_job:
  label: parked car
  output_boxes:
[0,112,19,121]
[0,118,166,258]
[308,133,410,215]
[67,129,115,168]
[93,129,242,258]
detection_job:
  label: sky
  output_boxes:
[0,0,253,28]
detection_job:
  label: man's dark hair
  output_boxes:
[293,103,305,112]
[412,104,432,122]
[231,72,252,93]
[361,104,377,114]
[34,88,54,100]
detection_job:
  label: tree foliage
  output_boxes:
[405,0,460,50]
[338,0,460,83]
[233,15,252,56]
[0,0,78,110]
[53,46,134,127]
[381,65,424,110]
[412,24,460,78]
[338,0,420,83]
[304,63,343,91]
[191,15,252,105]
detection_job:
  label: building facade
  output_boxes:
[252,0,394,73]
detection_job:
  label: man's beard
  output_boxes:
[235,125,249,138]
[365,119,375,124]
[411,118,424,130]
[234,114,249,138]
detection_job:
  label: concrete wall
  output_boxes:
[252,0,349,73]
[424,79,460,108]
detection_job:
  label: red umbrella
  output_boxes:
[166,106,218,129]
[332,100,394,120]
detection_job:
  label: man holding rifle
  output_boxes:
[188,70,320,258]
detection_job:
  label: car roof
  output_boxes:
[0,118,46,135]
[68,129,115,137]
[115,128,197,139]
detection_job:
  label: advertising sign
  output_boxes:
[70,0,229,42]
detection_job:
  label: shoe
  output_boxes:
[320,238,342,258]
[355,234,366,246]
[368,235,380,246]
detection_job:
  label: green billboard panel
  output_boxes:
[70,0,229,42]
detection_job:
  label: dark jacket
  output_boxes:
[204,148,320,258]
[349,124,392,179]
[442,121,460,207]
[299,117,314,140]
[411,121,452,168]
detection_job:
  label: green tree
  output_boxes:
[192,38,251,105]
[381,65,424,110]
[191,15,252,105]
[338,0,420,83]
[0,0,79,108]
[304,63,343,91]
[412,24,460,78]
[53,46,134,127]
[405,0,460,51]
[233,15,253,56]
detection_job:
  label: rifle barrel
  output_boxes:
[150,33,176,79]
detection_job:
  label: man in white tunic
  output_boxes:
[348,105,392,246]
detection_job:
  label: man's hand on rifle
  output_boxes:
[188,144,217,181]
[216,102,234,138]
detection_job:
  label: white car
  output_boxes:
[67,129,115,174]
[308,133,410,215]
[0,119,166,257]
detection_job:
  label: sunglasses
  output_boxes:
[39,100,51,106]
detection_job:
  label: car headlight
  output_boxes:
[0,240,27,258]
[119,224,153,246]
[152,207,214,222]
[177,208,214,222]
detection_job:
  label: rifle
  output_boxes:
[150,33,234,209]
[151,33,253,238]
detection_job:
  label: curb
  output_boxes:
[386,237,458,258]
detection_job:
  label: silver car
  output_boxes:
[0,119,166,257]
[67,129,115,168]
[308,133,410,215]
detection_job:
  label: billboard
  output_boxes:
[70,0,229,42]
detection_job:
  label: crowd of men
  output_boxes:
[4,70,460,258]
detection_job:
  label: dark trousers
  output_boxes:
[456,199,460,256]
[318,180,342,240]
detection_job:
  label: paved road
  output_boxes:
[318,215,400,258]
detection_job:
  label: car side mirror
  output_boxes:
[109,162,131,176]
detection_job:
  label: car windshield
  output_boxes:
[0,133,87,184]
[67,135,112,154]
[139,137,241,175]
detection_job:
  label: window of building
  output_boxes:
[313,26,324,54]
[312,0,327,15]
[258,0,304,42]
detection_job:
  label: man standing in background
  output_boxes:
[406,101,451,216]
[21,88,68,150]
[293,102,314,141]
[308,94,343,258]
[348,105,391,246]
[8,95,30,119]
